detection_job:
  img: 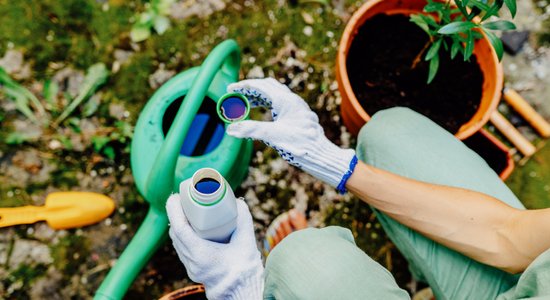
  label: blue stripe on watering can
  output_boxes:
[180,113,225,156]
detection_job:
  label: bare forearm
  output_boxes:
[346,161,547,273]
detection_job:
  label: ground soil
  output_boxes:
[347,14,484,134]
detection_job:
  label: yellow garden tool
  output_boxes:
[0,192,115,229]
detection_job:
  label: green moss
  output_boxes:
[1,264,48,299]
[506,143,550,209]
[0,0,136,76]
[108,51,155,110]
[50,234,90,274]
[532,0,550,46]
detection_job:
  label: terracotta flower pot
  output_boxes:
[336,0,503,139]
[158,285,206,300]
[463,129,515,180]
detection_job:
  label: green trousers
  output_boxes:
[264,108,550,299]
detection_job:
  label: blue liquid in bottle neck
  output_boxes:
[195,178,221,194]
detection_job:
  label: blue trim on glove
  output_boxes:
[336,155,358,194]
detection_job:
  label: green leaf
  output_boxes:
[504,0,517,18]
[464,30,475,61]
[153,15,170,34]
[455,1,469,17]
[438,21,477,34]
[82,94,100,117]
[470,0,491,11]
[425,39,442,60]
[424,1,445,13]
[0,66,45,123]
[427,53,440,84]
[1,87,36,122]
[472,31,484,39]
[91,135,110,152]
[155,0,176,15]
[482,20,516,31]
[6,132,31,145]
[130,23,152,42]
[59,136,73,150]
[54,63,109,126]
[481,2,501,21]
[482,28,504,60]
[43,79,59,110]
[410,14,430,35]
[451,39,462,59]
[103,146,115,160]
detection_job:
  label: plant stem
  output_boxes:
[411,39,432,69]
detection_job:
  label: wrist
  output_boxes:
[301,141,357,189]
[336,155,358,194]
[226,268,264,300]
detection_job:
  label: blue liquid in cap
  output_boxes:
[221,97,247,120]
[195,178,221,194]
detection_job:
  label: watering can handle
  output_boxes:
[145,39,241,210]
[94,40,241,300]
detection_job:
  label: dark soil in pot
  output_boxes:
[347,14,484,134]
[463,132,509,175]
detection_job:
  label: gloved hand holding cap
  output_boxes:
[226,78,358,193]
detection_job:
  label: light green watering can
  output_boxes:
[95,39,253,300]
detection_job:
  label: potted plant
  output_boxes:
[337,0,516,139]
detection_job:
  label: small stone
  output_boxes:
[109,103,126,120]
[246,66,265,79]
[8,239,53,268]
[29,268,63,300]
[34,223,56,242]
[303,26,313,36]
[49,140,62,150]
[148,64,176,89]
[301,11,315,25]
[0,49,31,80]
[501,31,530,55]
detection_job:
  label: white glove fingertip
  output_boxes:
[227,120,273,141]
[166,193,184,222]
[166,192,199,240]
[226,122,247,138]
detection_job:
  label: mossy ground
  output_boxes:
[0,0,549,299]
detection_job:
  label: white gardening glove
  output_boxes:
[166,194,264,300]
[226,78,358,193]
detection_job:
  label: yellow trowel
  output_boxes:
[0,192,115,229]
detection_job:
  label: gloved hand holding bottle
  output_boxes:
[166,192,264,300]
[226,78,358,193]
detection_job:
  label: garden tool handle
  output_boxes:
[94,210,168,300]
[144,39,241,210]
[490,111,536,157]
[503,88,550,138]
[0,206,43,228]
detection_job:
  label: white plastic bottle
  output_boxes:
[179,168,238,243]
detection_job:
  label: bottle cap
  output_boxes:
[216,92,250,123]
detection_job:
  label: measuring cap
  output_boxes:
[217,93,250,123]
